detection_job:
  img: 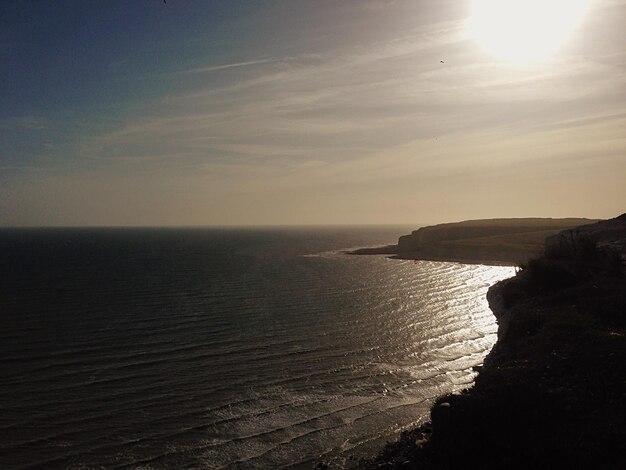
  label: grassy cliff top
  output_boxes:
[414,217,598,230]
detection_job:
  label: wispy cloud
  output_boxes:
[0,116,46,130]
[4,0,625,225]
[84,31,625,172]
[177,58,280,75]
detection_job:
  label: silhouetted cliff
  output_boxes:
[356,214,626,470]
[545,213,626,257]
[350,218,597,265]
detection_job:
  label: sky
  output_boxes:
[1,0,625,226]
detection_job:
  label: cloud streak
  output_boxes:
[2,0,625,225]
[178,58,280,75]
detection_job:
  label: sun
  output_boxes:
[468,0,590,62]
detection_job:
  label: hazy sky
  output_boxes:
[1,0,625,226]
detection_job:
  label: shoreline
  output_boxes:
[347,217,599,269]
[346,249,518,267]
[391,254,516,267]
[355,235,625,469]
[347,245,535,267]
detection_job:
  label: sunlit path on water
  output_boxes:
[0,228,514,469]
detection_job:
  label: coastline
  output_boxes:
[345,247,517,266]
[347,250,517,267]
[391,253,516,267]
[347,217,598,268]
[356,238,626,469]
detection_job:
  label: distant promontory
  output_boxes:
[349,217,598,265]
[354,213,626,469]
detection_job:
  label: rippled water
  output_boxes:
[0,227,514,469]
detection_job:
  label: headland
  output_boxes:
[348,217,598,266]
[352,214,626,469]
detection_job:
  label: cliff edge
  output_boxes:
[356,214,626,469]
[349,217,598,265]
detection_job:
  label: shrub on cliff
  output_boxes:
[520,236,623,295]
[605,248,624,277]
[545,235,623,274]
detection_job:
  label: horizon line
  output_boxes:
[0,215,607,230]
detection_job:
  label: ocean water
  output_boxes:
[0,227,514,469]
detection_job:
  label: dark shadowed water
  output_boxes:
[0,227,514,469]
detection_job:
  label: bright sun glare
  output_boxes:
[469,0,591,62]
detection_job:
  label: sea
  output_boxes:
[0,227,515,469]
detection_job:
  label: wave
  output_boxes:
[0,229,514,468]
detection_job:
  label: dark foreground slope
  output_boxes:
[349,218,597,265]
[357,215,626,470]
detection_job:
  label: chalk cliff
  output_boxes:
[350,217,598,265]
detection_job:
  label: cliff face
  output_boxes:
[396,218,596,265]
[349,218,601,265]
[398,218,592,249]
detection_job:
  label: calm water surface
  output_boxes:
[0,227,514,469]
